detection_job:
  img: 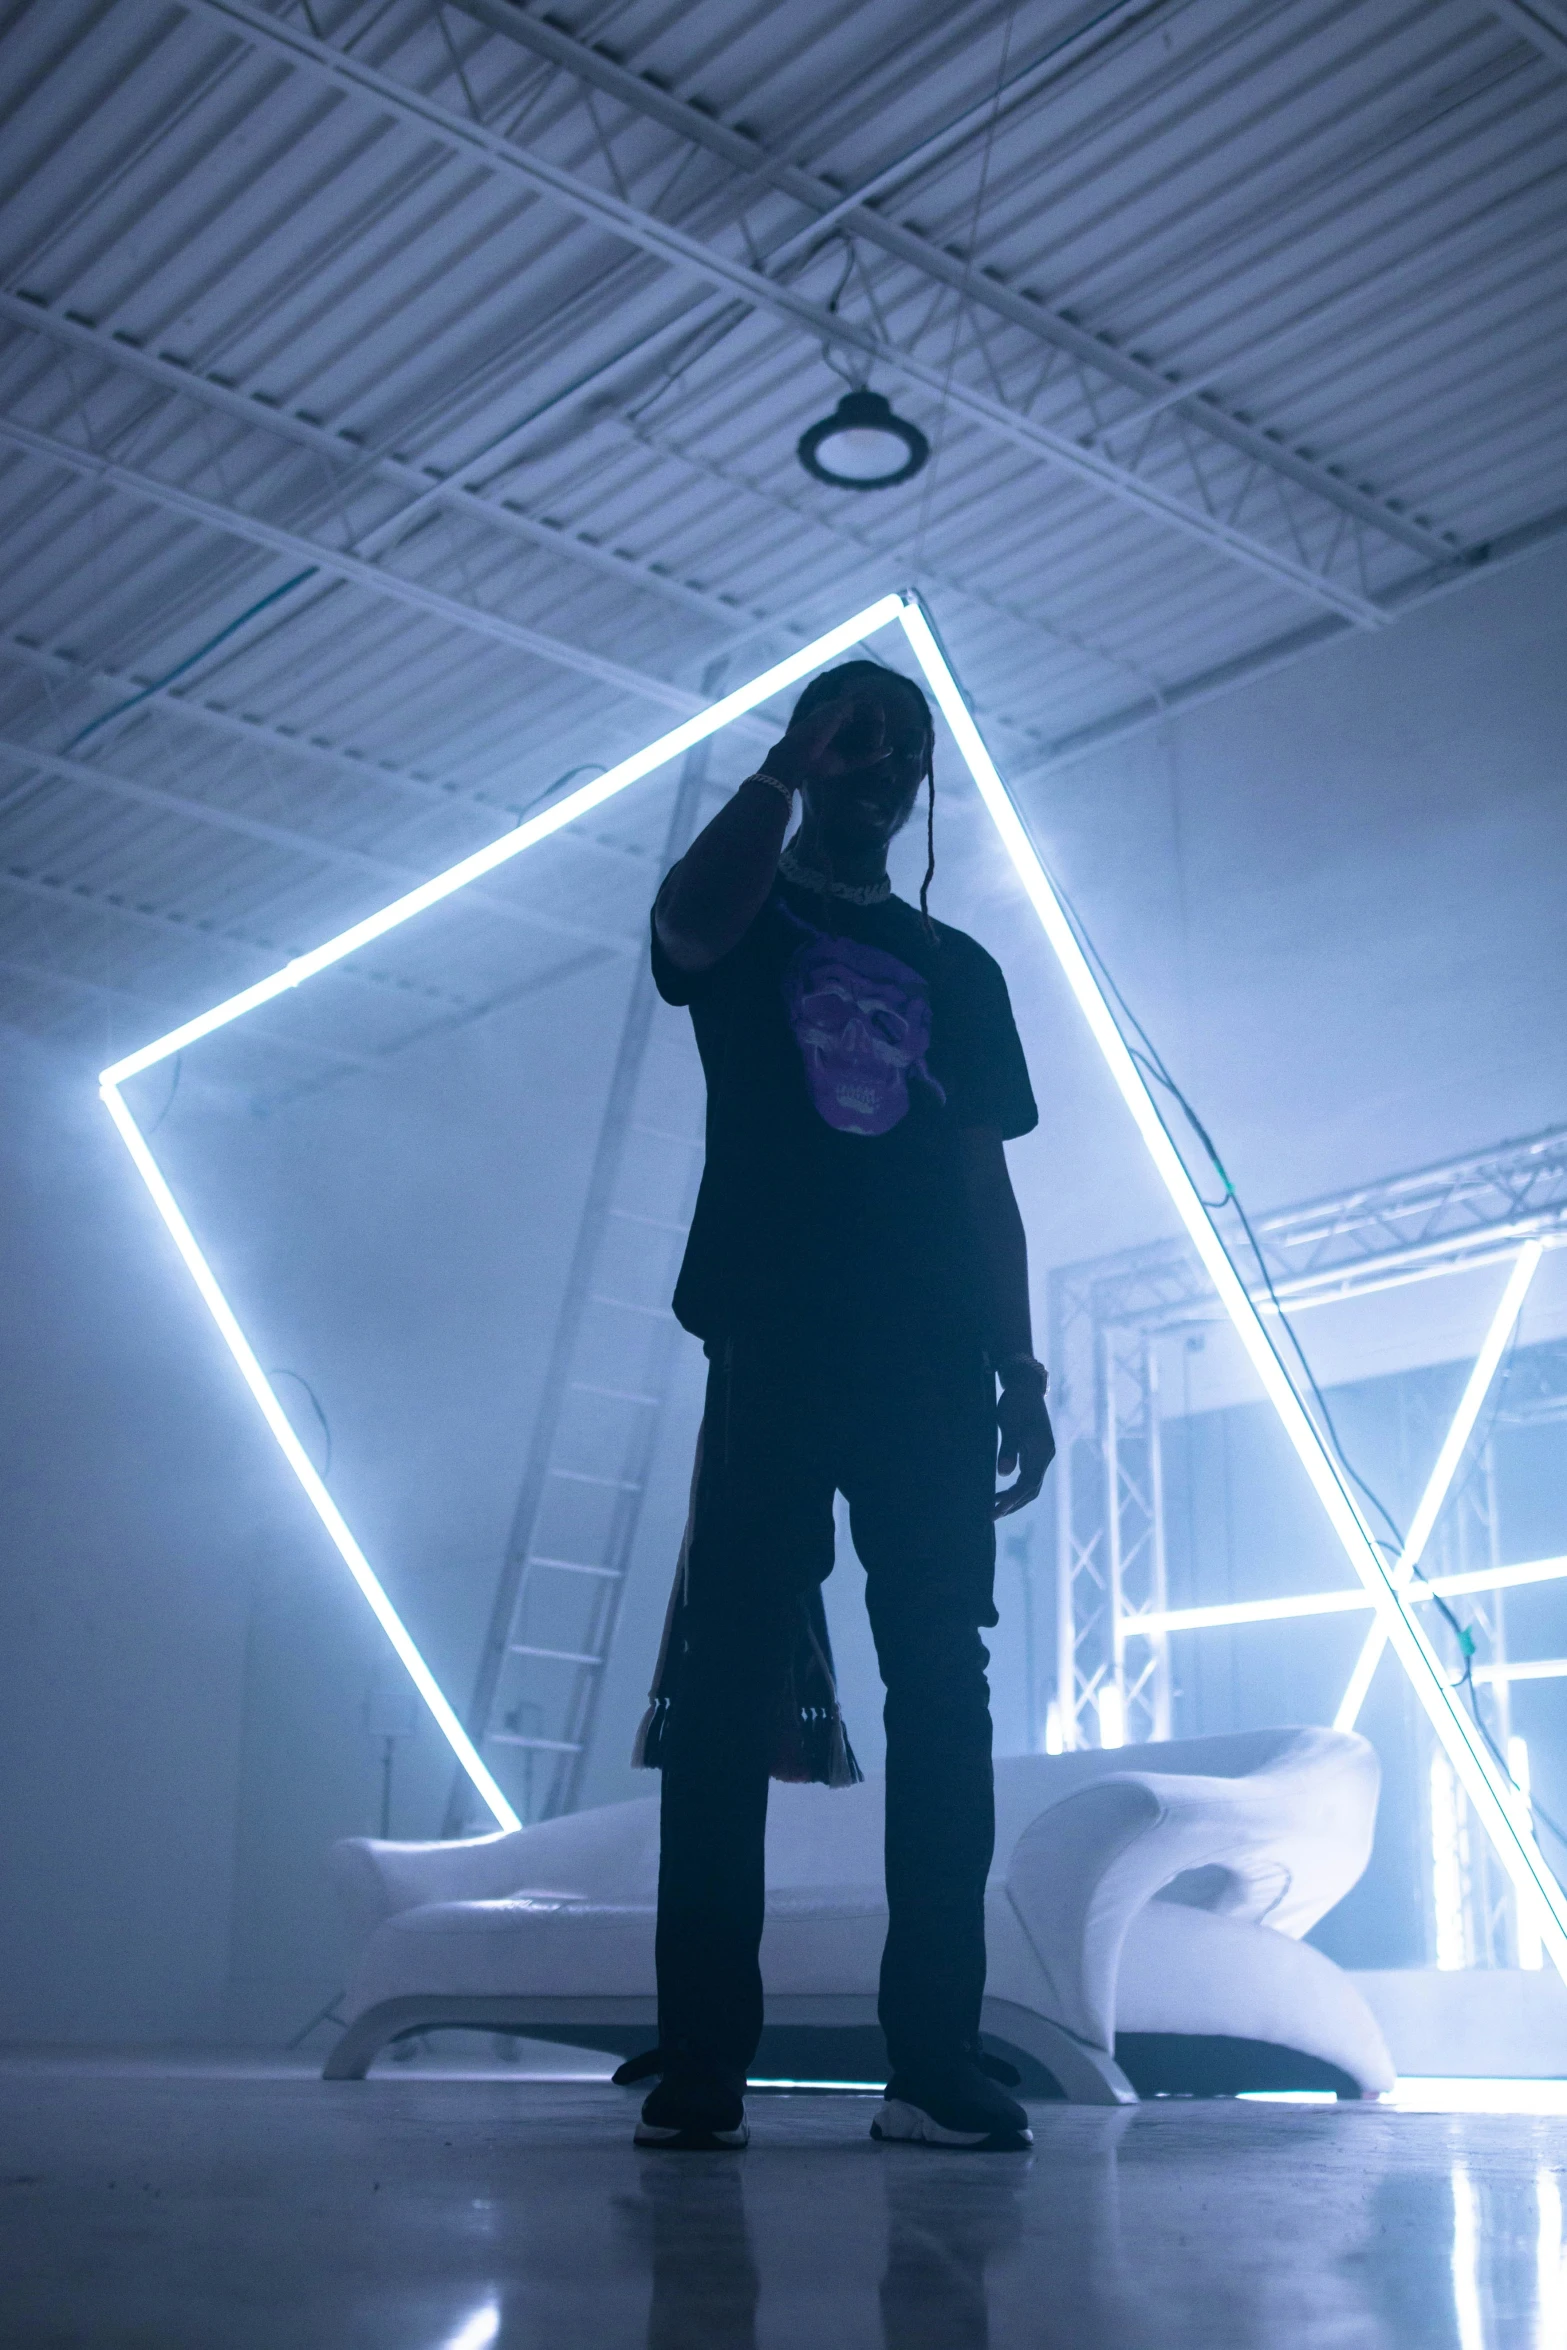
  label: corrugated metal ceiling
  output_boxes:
[0,0,1563,1090]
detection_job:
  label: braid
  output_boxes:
[919,757,937,939]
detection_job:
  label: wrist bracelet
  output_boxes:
[743,770,795,806]
[997,1352,1048,1393]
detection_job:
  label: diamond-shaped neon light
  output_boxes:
[101,589,1567,1980]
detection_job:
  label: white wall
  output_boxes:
[992,540,1567,1279]
[0,538,1561,2045]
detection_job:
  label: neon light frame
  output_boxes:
[100,588,1567,1978]
[1123,1551,1567,1639]
[1114,1249,1545,1647]
[1334,1242,1540,1731]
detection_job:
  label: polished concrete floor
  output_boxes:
[3,2054,1566,2348]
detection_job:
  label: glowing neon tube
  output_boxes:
[101,1081,523,1832]
[897,600,1567,1979]
[1335,1242,1541,1732]
[99,579,1567,1939]
[1123,1550,1567,1639]
[99,593,907,1829]
[101,594,906,1087]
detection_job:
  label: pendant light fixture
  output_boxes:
[797,389,930,490]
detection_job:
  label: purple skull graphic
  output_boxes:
[782,931,945,1136]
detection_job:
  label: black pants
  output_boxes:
[655,1324,998,2077]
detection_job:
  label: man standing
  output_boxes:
[634,660,1053,2151]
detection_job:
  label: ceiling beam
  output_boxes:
[0,404,779,728]
[446,0,1459,576]
[0,407,756,721]
[0,731,636,956]
[180,0,1391,624]
[1489,0,1567,67]
[0,627,658,863]
[0,302,1062,765]
[0,950,372,1068]
[0,292,772,643]
[0,861,474,1011]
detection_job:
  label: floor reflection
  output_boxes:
[17,2055,1567,2350]
[877,2146,1028,2350]
[628,2152,760,2350]
[1443,2160,1567,2350]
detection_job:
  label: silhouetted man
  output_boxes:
[632,660,1053,2151]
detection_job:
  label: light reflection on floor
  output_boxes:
[1243,2079,1567,2112]
[4,2056,1567,2348]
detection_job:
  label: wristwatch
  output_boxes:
[996,1352,1049,1393]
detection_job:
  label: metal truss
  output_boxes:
[0,629,658,863]
[186,0,1463,624]
[0,401,740,727]
[0,291,773,645]
[0,296,1081,775]
[1104,1322,1171,1746]
[0,944,370,1070]
[1048,1125,1567,1751]
[446,0,1461,614]
[0,730,632,957]
[1490,0,1567,69]
[0,859,612,1098]
[0,861,472,1016]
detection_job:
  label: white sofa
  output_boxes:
[324,1726,1395,2102]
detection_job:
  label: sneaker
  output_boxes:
[872,2057,1032,2151]
[632,2049,749,2150]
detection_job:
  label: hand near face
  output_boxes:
[765,693,892,790]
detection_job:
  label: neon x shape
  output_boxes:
[101,590,1567,1979]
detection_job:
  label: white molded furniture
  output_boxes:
[324,1726,1395,2101]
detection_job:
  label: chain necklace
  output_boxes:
[779,839,892,905]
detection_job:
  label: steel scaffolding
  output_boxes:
[1047,1125,1567,1755]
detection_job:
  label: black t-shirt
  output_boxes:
[651,873,1037,1344]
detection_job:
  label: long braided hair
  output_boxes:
[788,660,939,934]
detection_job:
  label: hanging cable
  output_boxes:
[63,566,320,754]
[267,1368,332,1481]
[1040,854,1564,1875]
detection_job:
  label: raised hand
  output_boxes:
[765,693,889,790]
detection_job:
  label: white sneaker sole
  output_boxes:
[634,2119,749,2149]
[872,2098,1032,2150]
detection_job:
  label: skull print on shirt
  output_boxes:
[781,920,946,1137]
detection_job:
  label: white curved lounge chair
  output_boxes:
[324,1725,1395,2102]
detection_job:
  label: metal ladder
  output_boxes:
[445,730,715,1833]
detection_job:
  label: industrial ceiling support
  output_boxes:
[0,628,666,862]
[0,852,615,1106]
[1016,495,1567,779]
[1489,0,1567,68]
[0,292,773,643]
[1049,1125,1567,1754]
[448,0,1456,574]
[0,948,371,1068]
[0,301,1052,767]
[0,732,634,957]
[0,408,750,724]
[180,0,1419,623]
[0,863,475,1015]
[0,297,1078,770]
